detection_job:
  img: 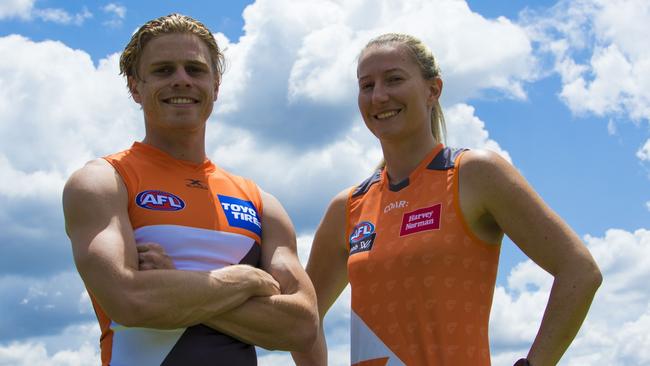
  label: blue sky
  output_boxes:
[1,0,649,365]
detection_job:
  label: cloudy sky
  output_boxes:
[0,0,648,365]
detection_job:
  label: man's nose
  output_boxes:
[171,68,192,88]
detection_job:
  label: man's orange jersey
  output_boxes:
[97,142,263,366]
[346,144,501,366]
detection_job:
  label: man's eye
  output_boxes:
[186,66,206,74]
[387,76,403,83]
[154,67,173,74]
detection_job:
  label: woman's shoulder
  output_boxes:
[459,149,512,176]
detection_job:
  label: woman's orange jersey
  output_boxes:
[346,144,500,366]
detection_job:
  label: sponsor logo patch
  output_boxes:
[218,195,261,236]
[135,190,185,211]
[185,178,208,190]
[349,221,376,255]
[384,200,408,213]
[399,204,442,236]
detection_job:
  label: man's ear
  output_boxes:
[128,76,142,104]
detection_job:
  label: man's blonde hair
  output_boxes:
[119,13,225,84]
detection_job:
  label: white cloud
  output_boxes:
[0,35,140,182]
[32,7,92,26]
[0,0,34,20]
[0,272,92,340]
[0,1,92,25]
[490,228,650,365]
[637,139,650,162]
[0,35,138,278]
[103,3,125,19]
[607,119,617,135]
[526,0,650,123]
[445,104,512,162]
[102,3,126,28]
[0,155,66,200]
[0,323,100,366]
[214,0,537,149]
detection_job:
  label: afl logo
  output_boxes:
[350,221,375,243]
[135,190,185,211]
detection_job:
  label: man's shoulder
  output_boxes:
[212,165,259,191]
[64,158,122,202]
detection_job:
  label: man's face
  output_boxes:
[128,33,219,133]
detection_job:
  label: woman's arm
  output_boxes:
[459,150,602,366]
[291,188,352,365]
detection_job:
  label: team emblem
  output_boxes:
[349,221,376,255]
[135,190,185,211]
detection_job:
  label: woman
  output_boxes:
[291,33,602,366]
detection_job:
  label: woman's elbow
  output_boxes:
[569,257,603,294]
[587,261,603,292]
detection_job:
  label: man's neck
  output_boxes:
[142,130,207,164]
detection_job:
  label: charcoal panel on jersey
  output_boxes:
[352,170,382,198]
[426,147,468,171]
[161,325,257,366]
[388,177,410,192]
[239,242,261,267]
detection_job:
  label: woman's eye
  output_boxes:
[360,83,373,91]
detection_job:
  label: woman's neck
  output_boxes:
[381,134,438,185]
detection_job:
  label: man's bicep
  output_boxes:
[63,160,138,303]
[258,191,308,295]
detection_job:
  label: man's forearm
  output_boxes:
[101,265,277,329]
[291,323,328,366]
[203,293,318,351]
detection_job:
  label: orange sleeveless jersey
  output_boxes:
[97,142,263,366]
[346,144,501,366]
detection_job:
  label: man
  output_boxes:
[63,14,318,365]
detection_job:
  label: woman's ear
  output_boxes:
[428,77,443,105]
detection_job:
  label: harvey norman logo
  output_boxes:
[218,195,261,236]
[399,204,441,236]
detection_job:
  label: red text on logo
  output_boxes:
[399,204,441,236]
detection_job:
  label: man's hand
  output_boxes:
[137,243,175,270]
[137,243,281,297]
[210,265,281,298]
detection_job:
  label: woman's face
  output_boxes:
[357,44,440,142]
